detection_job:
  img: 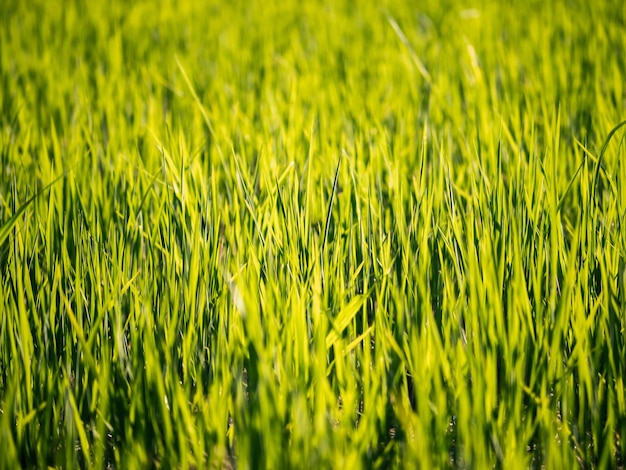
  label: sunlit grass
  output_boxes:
[1,0,625,467]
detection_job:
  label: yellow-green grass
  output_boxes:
[1,0,625,467]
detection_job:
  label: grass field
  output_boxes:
[1,0,626,467]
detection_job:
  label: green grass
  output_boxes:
[1,0,626,467]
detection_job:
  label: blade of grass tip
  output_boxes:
[387,15,432,84]
[556,158,585,213]
[593,119,626,189]
[325,294,367,349]
[175,55,217,141]
[322,152,342,289]
[0,172,66,246]
[137,169,161,214]
[275,177,288,225]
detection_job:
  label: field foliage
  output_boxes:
[1,0,626,467]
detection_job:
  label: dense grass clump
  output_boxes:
[1,0,626,467]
